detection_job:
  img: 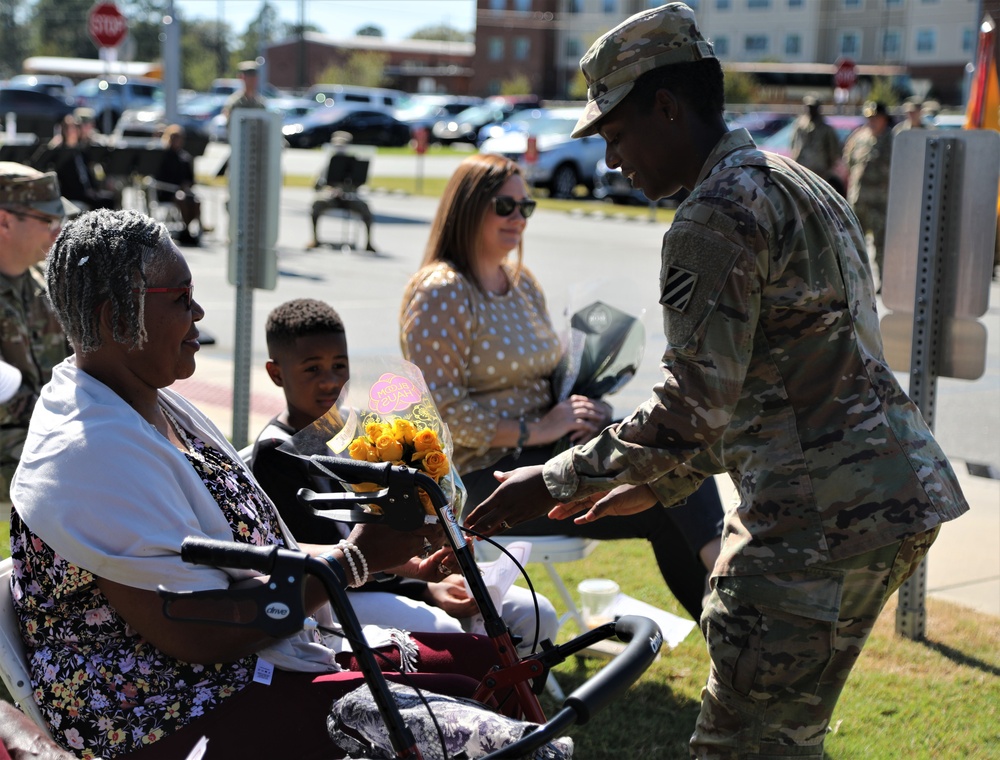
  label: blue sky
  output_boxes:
[173,0,477,40]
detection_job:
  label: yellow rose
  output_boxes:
[348,437,379,462]
[375,433,404,462]
[413,428,441,452]
[421,449,450,480]
[392,418,417,444]
[365,421,388,442]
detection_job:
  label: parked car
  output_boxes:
[7,74,75,99]
[394,94,483,139]
[204,95,315,143]
[479,107,606,199]
[0,86,75,139]
[726,111,795,142]
[113,93,225,154]
[592,157,686,207]
[432,96,540,145]
[72,76,163,133]
[305,84,406,112]
[282,107,411,149]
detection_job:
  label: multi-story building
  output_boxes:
[265,32,475,94]
[472,0,992,105]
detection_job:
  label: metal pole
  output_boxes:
[895,136,955,640]
[230,117,265,449]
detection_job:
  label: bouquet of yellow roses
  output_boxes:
[284,357,466,523]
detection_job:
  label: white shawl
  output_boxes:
[12,356,340,671]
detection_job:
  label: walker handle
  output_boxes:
[181,537,280,574]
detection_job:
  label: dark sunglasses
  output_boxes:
[492,196,537,219]
[133,284,195,310]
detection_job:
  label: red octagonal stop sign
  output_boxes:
[834,58,857,90]
[88,2,128,49]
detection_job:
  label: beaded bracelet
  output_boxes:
[336,540,370,588]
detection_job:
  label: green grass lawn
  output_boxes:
[2,524,995,758]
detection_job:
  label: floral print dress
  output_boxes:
[10,429,287,758]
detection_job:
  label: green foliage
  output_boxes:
[500,73,533,96]
[235,1,289,63]
[355,25,383,38]
[568,69,589,100]
[408,24,470,43]
[0,0,27,80]
[723,67,760,106]
[316,52,389,89]
[867,76,899,106]
[178,18,232,90]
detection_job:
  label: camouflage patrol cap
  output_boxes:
[572,2,715,139]
[0,162,78,218]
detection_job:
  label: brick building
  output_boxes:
[264,32,474,95]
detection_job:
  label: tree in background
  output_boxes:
[723,68,760,107]
[234,1,289,68]
[409,24,471,43]
[0,0,27,79]
[316,51,389,88]
[500,73,532,96]
[181,19,233,91]
[356,25,383,37]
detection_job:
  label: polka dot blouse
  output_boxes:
[400,261,562,474]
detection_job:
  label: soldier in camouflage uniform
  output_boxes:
[0,163,75,505]
[465,4,967,758]
[789,95,842,189]
[844,100,894,290]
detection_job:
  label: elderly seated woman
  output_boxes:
[8,209,499,759]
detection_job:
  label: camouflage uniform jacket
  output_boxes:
[543,129,968,578]
[789,115,841,176]
[844,125,893,207]
[0,266,70,500]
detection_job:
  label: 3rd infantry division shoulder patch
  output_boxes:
[662,266,698,312]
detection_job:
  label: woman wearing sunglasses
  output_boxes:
[9,209,505,759]
[400,154,726,622]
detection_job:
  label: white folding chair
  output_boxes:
[0,558,52,738]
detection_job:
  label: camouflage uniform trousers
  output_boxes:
[851,199,887,286]
[691,527,940,759]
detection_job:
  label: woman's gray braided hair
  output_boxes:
[46,208,173,353]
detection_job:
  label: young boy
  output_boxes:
[252,298,557,654]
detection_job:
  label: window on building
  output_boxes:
[886,0,903,7]
[489,37,504,61]
[839,31,860,56]
[514,36,530,60]
[843,0,861,8]
[882,29,902,58]
[916,29,936,53]
[716,0,730,9]
[713,35,729,56]
[488,79,501,96]
[788,0,803,7]
[748,0,770,8]
[515,0,531,11]
[566,38,581,59]
[489,0,505,11]
[568,0,582,12]
[963,27,976,54]
[603,0,617,13]
[785,34,801,56]
[745,35,769,54]
[686,0,700,10]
